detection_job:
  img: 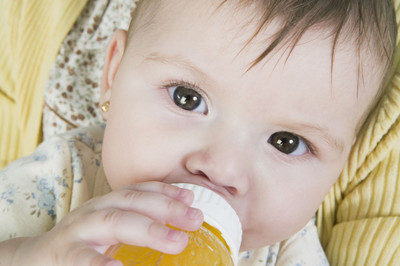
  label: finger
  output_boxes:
[51,182,203,256]
[90,189,203,231]
[77,208,190,254]
[87,182,195,213]
[130,182,195,206]
[71,182,197,225]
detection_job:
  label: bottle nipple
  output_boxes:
[173,183,242,264]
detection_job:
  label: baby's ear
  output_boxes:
[100,29,127,120]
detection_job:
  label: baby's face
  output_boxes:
[101,0,382,250]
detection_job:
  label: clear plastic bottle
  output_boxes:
[106,183,242,265]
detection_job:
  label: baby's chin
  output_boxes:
[240,225,300,251]
[239,231,275,251]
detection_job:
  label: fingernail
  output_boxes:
[167,229,186,242]
[177,188,192,200]
[186,207,202,220]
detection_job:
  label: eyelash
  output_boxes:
[161,79,208,112]
[162,79,204,96]
[298,135,316,155]
[268,133,317,162]
[271,138,317,164]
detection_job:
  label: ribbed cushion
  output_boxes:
[317,1,400,264]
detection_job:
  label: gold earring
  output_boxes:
[101,101,110,112]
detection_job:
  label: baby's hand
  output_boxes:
[11,182,204,265]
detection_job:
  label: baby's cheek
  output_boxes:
[243,200,314,248]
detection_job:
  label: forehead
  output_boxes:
[132,0,381,70]
[128,0,382,133]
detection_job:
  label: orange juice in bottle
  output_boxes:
[106,183,242,265]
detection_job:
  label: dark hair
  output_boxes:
[228,1,396,72]
[130,0,397,87]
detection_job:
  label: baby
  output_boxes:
[0,0,396,265]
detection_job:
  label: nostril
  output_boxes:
[194,170,208,178]
[225,186,238,195]
[191,169,239,195]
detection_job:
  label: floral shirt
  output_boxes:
[0,125,329,265]
[43,0,137,140]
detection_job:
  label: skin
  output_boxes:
[101,0,382,250]
[0,0,384,265]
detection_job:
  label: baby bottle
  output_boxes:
[106,183,242,265]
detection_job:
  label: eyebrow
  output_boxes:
[143,52,211,82]
[290,123,345,154]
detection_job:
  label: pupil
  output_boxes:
[271,132,299,154]
[173,86,201,110]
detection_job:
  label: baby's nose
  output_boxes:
[185,132,252,196]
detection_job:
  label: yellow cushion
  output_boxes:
[1,1,400,264]
[0,0,88,169]
[317,1,400,264]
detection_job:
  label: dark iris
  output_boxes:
[173,86,202,111]
[269,132,300,154]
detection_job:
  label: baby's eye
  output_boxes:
[268,131,309,156]
[168,85,208,114]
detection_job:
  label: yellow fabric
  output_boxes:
[1,0,400,264]
[0,0,88,169]
[317,1,400,265]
